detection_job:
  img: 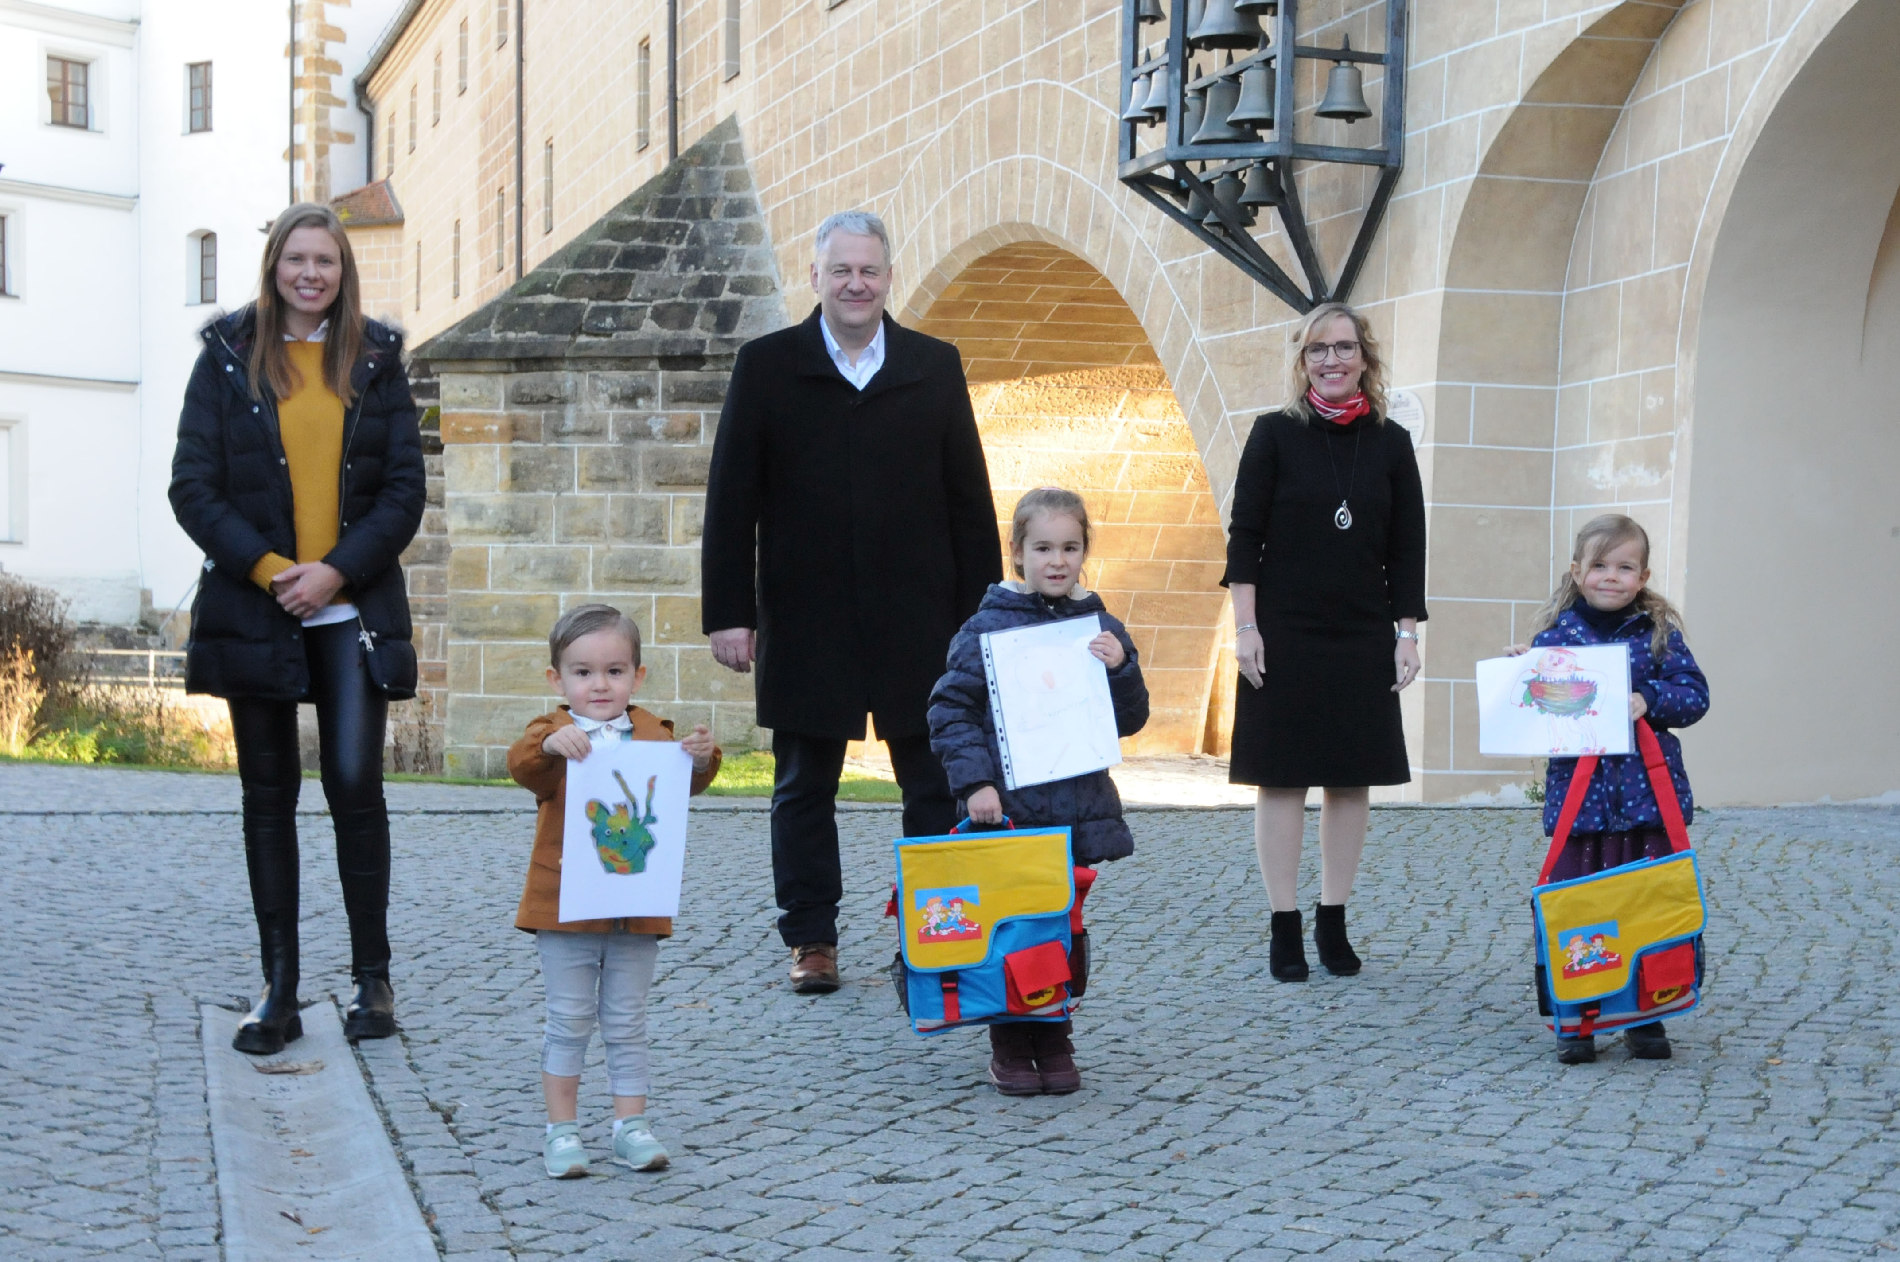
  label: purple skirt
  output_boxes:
[1545,828,1671,883]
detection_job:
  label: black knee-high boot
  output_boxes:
[335,806,396,1040]
[234,793,303,1054]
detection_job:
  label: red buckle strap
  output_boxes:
[1579,1006,1599,1038]
[940,972,960,1023]
[1536,718,1691,887]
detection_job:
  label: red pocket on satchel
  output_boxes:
[1637,941,1697,1009]
[1004,940,1072,1014]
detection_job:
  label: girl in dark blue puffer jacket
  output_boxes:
[928,488,1149,1096]
[1509,513,1709,1066]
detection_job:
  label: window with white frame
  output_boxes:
[0,215,12,297]
[724,0,741,80]
[188,62,212,132]
[0,422,20,544]
[190,232,217,304]
[452,219,461,299]
[385,109,396,176]
[408,84,417,151]
[496,0,508,48]
[432,51,442,125]
[494,188,505,271]
[636,39,651,151]
[458,19,469,93]
[48,56,91,128]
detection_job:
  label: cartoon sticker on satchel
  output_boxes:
[916,886,983,942]
[1559,921,1624,978]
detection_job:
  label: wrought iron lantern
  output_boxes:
[1118,0,1407,312]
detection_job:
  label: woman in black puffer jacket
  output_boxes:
[169,204,424,1055]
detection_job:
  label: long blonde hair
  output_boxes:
[1532,514,1685,656]
[247,203,367,405]
[1286,301,1388,424]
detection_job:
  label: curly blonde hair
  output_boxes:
[1285,301,1388,424]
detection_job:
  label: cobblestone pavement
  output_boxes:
[2,762,1897,1260]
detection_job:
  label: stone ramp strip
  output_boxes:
[201,1000,438,1262]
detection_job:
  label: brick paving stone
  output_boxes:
[2,771,1898,1257]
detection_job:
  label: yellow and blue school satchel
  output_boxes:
[891,820,1076,1035]
[1533,720,1707,1038]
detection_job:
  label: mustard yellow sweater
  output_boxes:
[249,342,345,590]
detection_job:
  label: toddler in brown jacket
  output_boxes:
[508,604,720,1178]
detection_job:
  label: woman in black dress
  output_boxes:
[1223,302,1426,983]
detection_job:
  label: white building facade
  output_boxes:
[0,0,402,624]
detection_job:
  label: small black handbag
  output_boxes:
[355,616,418,701]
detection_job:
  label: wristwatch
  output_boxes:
[1395,629,1419,641]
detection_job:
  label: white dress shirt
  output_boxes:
[820,316,886,391]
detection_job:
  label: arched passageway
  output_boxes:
[915,243,1235,755]
[1688,0,1900,802]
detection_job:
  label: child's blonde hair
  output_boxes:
[1007,487,1092,578]
[1532,514,1685,656]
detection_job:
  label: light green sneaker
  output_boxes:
[613,1116,669,1172]
[543,1121,588,1179]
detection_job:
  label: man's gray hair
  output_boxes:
[814,210,892,262]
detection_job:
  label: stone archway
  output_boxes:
[1685,0,1900,803]
[914,241,1235,756]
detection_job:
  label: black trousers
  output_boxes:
[227,621,392,982]
[771,729,956,947]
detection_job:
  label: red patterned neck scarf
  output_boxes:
[1306,387,1371,425]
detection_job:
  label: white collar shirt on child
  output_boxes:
[568,712,633,749]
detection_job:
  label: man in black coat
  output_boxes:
[701,210,1000,993]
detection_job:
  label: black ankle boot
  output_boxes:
[343,975,396,1041]
[1313,903,1362,976]
[1269,910,1309,982]
[1625,1021,1671,1060]
[233,914,302,1055]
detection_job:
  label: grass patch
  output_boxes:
[19,686,236,771]
[702,749,901,802]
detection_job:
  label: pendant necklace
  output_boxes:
[1324,428,1363,531]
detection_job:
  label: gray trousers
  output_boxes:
[535,931,659,1097]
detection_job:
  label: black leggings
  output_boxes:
[228,621,392,981]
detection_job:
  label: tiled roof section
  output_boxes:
[416,116,785,365]
[332,179,404,228]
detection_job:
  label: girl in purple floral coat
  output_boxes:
[1507,513,1710,1065]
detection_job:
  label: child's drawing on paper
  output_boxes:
[586,770,660,875]
[1474,643,1633,759]
[1517,647,1608,754]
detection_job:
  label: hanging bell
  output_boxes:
[1122,67,1154,122]
[1316,37,1373,122]
[1184,176,1214,222]
[1239,161,1281,208]
[1188,0,1266,51]
[1141,59,1172,119]
[1234,0,1277,14]
[1191,70,1252,144]
[1181,83,1207,140]
[1227,59,1274,129]
[1136,0,1165,23]
[1205,170,1248,227]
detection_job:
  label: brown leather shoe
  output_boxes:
[789,943,840,994]
[987,1023,1041,1096]
[1030,1021,1081,1094]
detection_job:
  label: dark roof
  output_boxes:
[331,179,404,228]
[355,0,426,95]
[415,117,785,367]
